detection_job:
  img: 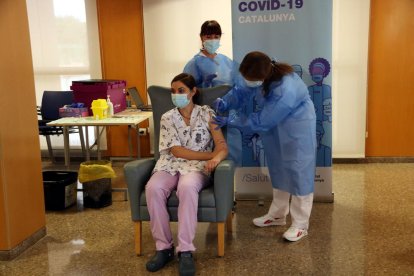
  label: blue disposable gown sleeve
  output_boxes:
[221,86,245,111]
[183,58,202,87]
[221,74,256,111]
[246,95,293,132]
[248,80,301,131]
[184,54,235,88]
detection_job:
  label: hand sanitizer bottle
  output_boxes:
[107,95,114,116]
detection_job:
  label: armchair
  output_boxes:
[124,85,234,257]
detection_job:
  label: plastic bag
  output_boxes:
[78,160,116,183]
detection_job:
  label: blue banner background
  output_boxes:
[232,0,332,85]
[231,0,333,200]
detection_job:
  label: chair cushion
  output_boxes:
[140,184,216,208]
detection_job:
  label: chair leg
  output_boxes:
[217,222,225,257]
[45,135,55,163]
[135,221,142,256]
[226,211,233,233]
[78,126,86,158]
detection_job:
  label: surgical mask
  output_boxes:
[171,93,190,108]
[203,39,220,54]
[244,78,263,88]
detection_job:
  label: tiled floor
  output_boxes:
[1,161,414,275]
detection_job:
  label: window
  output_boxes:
[27,0,102,150]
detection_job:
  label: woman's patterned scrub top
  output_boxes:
[153,104,215,176]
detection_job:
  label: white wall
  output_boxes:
[332,0,370,157]
[142,0,370,158]
[142,0,233,87]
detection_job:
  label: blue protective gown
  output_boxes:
[183,52,234,88]
[222,73,317,195]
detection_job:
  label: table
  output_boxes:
[47,110,152,168]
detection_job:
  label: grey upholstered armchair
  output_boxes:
[124,85,235,257]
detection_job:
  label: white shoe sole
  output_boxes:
[283,230,308,242]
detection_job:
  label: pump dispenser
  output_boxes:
[107,95,114,116]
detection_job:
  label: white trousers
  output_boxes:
[268,188,313,230]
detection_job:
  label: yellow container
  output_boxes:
[91,99,108,119]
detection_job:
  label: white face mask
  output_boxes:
[244,78,263,88]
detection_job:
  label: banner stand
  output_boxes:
[231,0,334,203]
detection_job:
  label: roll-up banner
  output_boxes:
[231,0,333,202]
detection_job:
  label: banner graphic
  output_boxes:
[231,0,333,201]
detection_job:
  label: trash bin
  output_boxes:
[43,171,78,210]
[78,160,116,208]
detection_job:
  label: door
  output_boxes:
[96,0,151,157]
[366,0,414,156]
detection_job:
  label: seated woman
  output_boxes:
[145,73,228,275]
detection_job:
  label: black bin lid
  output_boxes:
[42,171,78,185]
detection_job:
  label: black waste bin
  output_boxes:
[82,178,112,208]
[43,171,78,210]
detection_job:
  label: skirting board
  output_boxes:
[0,227,46,261]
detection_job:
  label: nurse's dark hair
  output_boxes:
[171,73,201,105]
[239,51,294,96]
[200,20,222,36]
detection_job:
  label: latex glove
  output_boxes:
[70,102,85,108]
[205,73,217,83]
[212,115,228,130]
[213,113,248,130]
[205,73,217,87]
[212,98,227,113]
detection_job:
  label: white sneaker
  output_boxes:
[252,214,286,227]
[283,227,308,242]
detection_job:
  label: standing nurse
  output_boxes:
[213,51,317,241]
[184,20,242,167]
[183,20,234,88]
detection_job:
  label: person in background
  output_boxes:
[145,73,228,275]
[184,20,242,173]
[213,51,316,242]
[183,20,234,88]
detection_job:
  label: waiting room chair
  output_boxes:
[38,91,85,163]
[124,85,234,257]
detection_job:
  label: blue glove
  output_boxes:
[212,115,228,130]
[70,102,85,108]
[213,113,248,131]
[205,73,217,87]
[212,98,227,114]
[205,73,217,82]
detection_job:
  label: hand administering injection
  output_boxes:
[212,98,227,114]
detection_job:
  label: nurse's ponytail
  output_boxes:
[263,60,294,96]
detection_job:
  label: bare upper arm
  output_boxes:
[208,112,227,150]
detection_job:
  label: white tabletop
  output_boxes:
[47,110,152,127]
